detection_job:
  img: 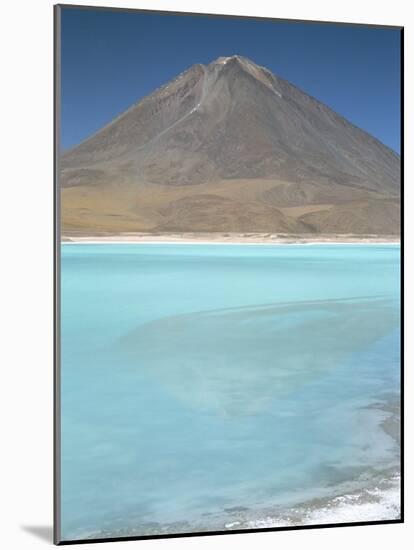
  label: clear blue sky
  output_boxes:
[60,7,401,153]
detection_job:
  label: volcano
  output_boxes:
[60,55,400,235]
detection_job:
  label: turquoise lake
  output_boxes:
[60,244,401,540]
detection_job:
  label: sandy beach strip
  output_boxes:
[61,232,400,245]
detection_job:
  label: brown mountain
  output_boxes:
[60,55,400,235]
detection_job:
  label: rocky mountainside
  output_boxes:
[61,55,400,235]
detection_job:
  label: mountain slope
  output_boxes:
[60,55,400,235]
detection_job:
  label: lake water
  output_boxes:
[60,244,400,540]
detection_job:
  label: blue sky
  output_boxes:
[60,7,401,153]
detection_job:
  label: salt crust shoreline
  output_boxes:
[61,232,400,246]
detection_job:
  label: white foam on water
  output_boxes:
[243,475,400,529]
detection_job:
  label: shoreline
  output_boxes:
[61,232,400,245]
[79,470,400,540]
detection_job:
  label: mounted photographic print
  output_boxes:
[54,4,403,544]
